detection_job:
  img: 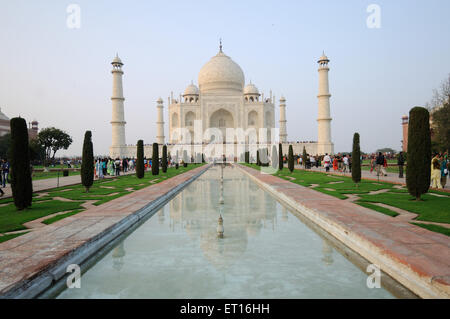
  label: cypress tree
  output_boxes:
[162,145,167,173]
[302,146,307,168]
[257,148,261,166]
[406,107,431,200]
[352,132,361,185]
[81,131,94,192]
[9,117,32,210]
[278,143,283,171]
[152,143,159,175]
[288,145,294,172]
[136,140,144,179]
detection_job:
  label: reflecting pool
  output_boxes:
[56,165,405,298]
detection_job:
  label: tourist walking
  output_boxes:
[431,155,442,188]
[96,159,104,179]
[441,154,448,188]
[343,155,349,174]
[2,159,9,187]
[323,153,331,172]
[115,158,121,176]
[376,152,386,176]
[397,152,405,178]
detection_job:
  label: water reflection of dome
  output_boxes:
[199,228,248,271]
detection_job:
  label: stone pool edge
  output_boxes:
[0,164,211,299]
[235,164,449,299]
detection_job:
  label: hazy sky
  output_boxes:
[1,0,449,156]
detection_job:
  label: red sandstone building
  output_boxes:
[0,108,39,139]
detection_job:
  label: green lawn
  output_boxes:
[0,164,204,241]
[242,163,450,236]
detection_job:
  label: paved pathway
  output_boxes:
[0,165,209,297]
[238,164,450,298]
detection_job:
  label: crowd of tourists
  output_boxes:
[94,158,134,179]
[430,153,449,189]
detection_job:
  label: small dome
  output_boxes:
[280,96,286,101]
[318,52,329,63]
[112,54,123,65]
[157,97,164,104]
[183,83,199,96]
[198,50,245,93]
[244,83,260,95]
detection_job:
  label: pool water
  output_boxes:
[56,165,400,298]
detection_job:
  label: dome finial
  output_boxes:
[219,38,223,52]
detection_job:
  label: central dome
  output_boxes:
[198,50,245,93]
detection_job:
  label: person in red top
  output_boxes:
[333,157,338,171]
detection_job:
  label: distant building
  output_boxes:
[401,115,409,152]
[401,107,439,152]
[0,108,10,137]
[0,107,39,139]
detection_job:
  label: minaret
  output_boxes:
[317,52,334,155]
[110,54,126,158]
[156,97,165,145]
[279,96,287,143]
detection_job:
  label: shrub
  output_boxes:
[278,143,283,171]
[302,146,307,168]
[9,117,33,210]
[352,132,361,184]
[162,145,167,173]
[288,145,294,172]
[136,140,144,179]
[152,143,159,175]
[81,131,94,192]
[63,170,69,177]
[406,107,431,200]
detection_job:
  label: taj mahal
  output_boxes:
[109,43,334,159]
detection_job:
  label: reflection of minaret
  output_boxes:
[157,208,165,224]
[317,52,334,155]
[281,208,288,222]
[112,241,126,271]
[321,239,334,266]
[110,54,126,158]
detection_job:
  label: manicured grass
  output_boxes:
[0,200,85,233]
[411,223,450,237]
[355,201,399,217]
[42,209,84,225]
[0,232,29,244]
[357,192,450,224]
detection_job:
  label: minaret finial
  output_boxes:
[219,38,223,52]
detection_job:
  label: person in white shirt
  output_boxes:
[323,154,331,172]
[343,155,349,173]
